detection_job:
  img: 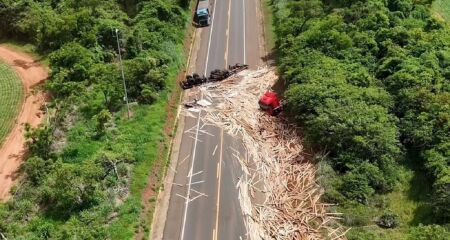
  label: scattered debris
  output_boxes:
[187,108,201,113]
[184,67,346,239]
[196,99,212,107]
[212,145,218,156]
[180,63,249,89]
[0,232,7,240]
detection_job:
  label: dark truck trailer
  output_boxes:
[195,0,210,27]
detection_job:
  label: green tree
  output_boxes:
[25,124,53,160]
[49,42,96,83]
[90,64,122,110]
[93,109,112,136]
[283,0,323,35]
[340,171,374,203]
[431,172,450,222]
[306,101,400,163]
[42,161,105,216]
[20,156,53,185]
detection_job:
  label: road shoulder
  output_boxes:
[149,105,185,240]
[149,24,203,240]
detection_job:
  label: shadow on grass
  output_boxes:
[403,151,435,226]
[261,50,277,67]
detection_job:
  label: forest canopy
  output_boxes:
[0,0,190,238]
[271,0,450,237]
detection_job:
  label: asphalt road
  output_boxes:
[162,0,263,239]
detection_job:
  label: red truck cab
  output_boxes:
[259,91,281,116]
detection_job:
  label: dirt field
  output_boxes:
[0,45,48,201]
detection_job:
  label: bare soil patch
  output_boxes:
[0,45,48,201]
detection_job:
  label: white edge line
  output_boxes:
[180,93,203,240]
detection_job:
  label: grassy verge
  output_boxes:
[103,8,194,239]
[57,62,182,239]
[136,2,197,238]
[0,61,23,145]
[432,0,450,22]
[34,18,191,240]
[337,155,435,239]
[0,1,193,239]
[261,0,276,56]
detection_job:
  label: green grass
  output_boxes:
[0,4,190,239]
[432,0,450,22]
[56,68,180,239]
[262,0,276,53]
[0,61,23,146]
[341,156,435,240]
[109,100,172,239]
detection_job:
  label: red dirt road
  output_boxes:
[0,45,48,201]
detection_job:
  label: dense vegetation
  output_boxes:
[0,61,23,145]
[0,0,190,238]
[270,0,450,238]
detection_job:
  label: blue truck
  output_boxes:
[195,0,211,27]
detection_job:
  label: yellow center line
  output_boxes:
[213,128,224,240]
[224,0,232,68]
[215,0,231,239]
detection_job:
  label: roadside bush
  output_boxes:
[139,86,159,104]
[24,124,54,160]
[123,58,167,101]
[41,161,105,217]
[354,162,394,193]
[20,156,53,185]
[431,170,450,222]
[317,161,346,203]
[90,63,123,111]
[93,109,112,136]
[340,172,374,203]
[408,224,450,240]
[376,213,399,228]
[49,42,96,83]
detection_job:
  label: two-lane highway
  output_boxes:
[162,0,264,239]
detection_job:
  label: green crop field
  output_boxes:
[0,61,23,146]
[433,0,450,22]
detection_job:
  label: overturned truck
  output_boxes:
[180,63,249,90]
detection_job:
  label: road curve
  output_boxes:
[0,45,48,201]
